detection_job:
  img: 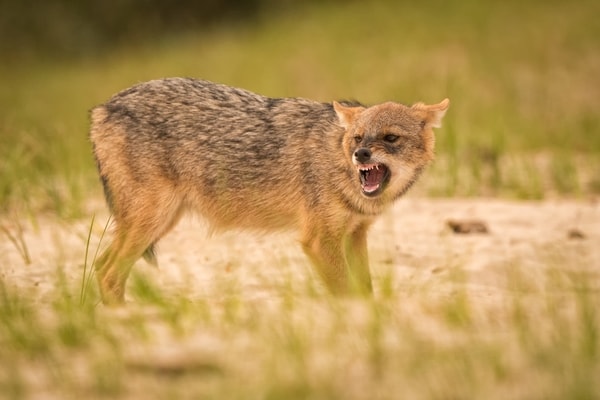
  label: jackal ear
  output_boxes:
[412,98,450,128]
[333,101,364,129]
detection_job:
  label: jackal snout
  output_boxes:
[352,147,390,197]
[354,148,372,163]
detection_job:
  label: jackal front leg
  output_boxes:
[300,224,373,295]
[344,223,373,295]
[301,229,351,295]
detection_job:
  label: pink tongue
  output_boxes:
[364,183,379,192]
[363,168,384,191]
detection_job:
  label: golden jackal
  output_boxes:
[90,78,449,304]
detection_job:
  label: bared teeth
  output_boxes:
[358,164,379,172]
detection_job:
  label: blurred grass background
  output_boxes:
[1,0,599,216]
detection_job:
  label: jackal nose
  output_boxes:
[354,148,372,163]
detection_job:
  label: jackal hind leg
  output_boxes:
[95,230,147,305]
[95,196,184,305]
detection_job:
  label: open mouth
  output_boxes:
[357,163,390,197]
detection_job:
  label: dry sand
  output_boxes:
[1,197,598,303]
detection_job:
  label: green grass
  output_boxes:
[0,249,599,399]
[1,0,599,215]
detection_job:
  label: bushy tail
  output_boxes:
[143,244,158,267]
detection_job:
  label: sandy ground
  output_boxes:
[1,197,599,303]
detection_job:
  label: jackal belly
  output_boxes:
[183,182,302,231]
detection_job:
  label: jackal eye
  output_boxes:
[383,134,399,143]
[354,136,362,144]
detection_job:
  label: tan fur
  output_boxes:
[90,78,449,304]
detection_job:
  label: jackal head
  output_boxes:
[334,98,449,200]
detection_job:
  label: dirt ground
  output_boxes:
[1,197,598,303]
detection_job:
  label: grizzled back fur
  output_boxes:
[91,79,369,231]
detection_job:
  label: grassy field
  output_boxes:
[1,1,600,399]
[1,267,598,400]
[1,199,599,399]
